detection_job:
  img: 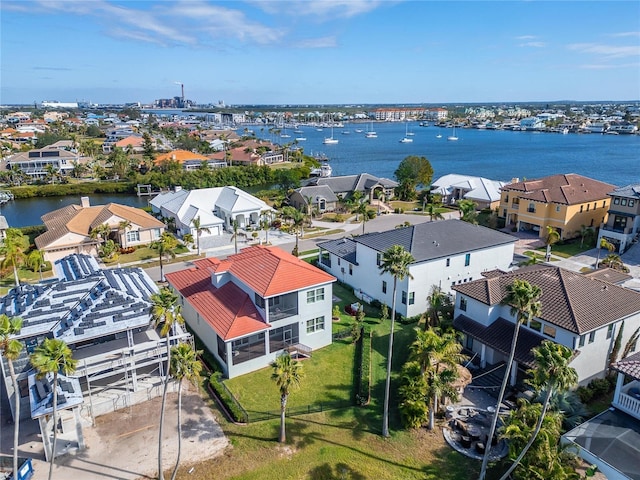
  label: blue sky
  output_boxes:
[2,1,639,105]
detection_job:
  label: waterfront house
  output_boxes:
[431,173,507,210]
[150,185,273,236]
[0,254,190,459]
[452,264,640,387]
[154,149,226,171]
[114,135,145,153]
[562,351,640,480]
[597,184,640,253]
[165,246,336,378]
[317,220,516,318]
[288,185,339,214]
[35,197,165,262]
[5,146,78,180]
[499,173,616,240]
[307,173,398,203]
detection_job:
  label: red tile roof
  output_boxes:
[502,173,616,205]
[613,351,640,380]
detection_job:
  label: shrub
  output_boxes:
[19,225,47,236]
[209,372,247,423]
[370,299,382,310]
[119,247,136,254]
[576,386,593,403]
[356,327,372,406]
[588,378,612,397]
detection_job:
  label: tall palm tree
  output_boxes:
[118,220,132,248]
[26,249,46,282]
[544,226,560,262]
[0,314,23,478]
[379,245,415,437]
[479,279,542,480]
[150,287,185,480]
[498,341,577,480]
[595,237,615,269]
[426,285,446,329]
[1,229,26,287]
[191,216,210,256]
[169,342,203,480]
[30,338,77,480]
[354,201,370,234]
[425,366,459,429]
[151,233,178,282]
[260,209,272,245]
[271,352,304,443]
[230,220,240,254]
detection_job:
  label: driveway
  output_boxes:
[11,390,228,480]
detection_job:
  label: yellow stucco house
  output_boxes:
[499,174,616,240]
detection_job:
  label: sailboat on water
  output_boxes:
[365,122,377,138]
[447,125,459,141]
[399,122,413,143]
[323,126,339,144]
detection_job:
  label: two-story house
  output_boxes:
[499,174,616,240]
[165,246,336,378]
[598,184,640,253]
[562,351,640,480]
[306,173,398,203]
[452,265,640,387]
[317,220,516,318]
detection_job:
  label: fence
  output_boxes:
[244,399,355,423]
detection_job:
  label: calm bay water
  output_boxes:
[4,122,638,228]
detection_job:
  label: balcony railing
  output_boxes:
[613,392,640,418]
[269,305,298,321]
[601,225,633,235]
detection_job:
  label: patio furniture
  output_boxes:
[475,442,486,454]
[460,436,472,448]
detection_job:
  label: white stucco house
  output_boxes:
[165,245,336,378]
[316,220,517,318]
[452,264,640,387]
[150,186,274,238]
[431,173,507,210]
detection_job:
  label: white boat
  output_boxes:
[296,137,307,141]
[294,129,304,134]
[323,126,339,144]
[399,122,414,142]
[310,163,332,177]
[280,133,291,138]
[447,126,459,141]
[436,134,442,139]
[316,128,324,132]
[341,130,350,135]
[365,122,377,138]
[354,129,364,133]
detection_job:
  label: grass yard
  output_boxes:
[185,286,478,480]
[536,239,596,258]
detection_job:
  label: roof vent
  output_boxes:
[602,285,608,291]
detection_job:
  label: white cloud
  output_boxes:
[519,42,546,48]
[515,35,537,40]
[253,0,388,19]
[568,43,640,59]
[579,62,640,70]
[608,31,640,38]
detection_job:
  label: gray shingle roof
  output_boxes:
[311,173,398,194]
[296,185,339,203]
[317,237,358,264]
[349,219,516,262]
[453,265,640,334]
[609,184,640,199]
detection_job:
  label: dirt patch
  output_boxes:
[30,388,228,480]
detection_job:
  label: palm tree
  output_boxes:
[169,342,203,480]
[118,220,132,248]
[0,314,23,478]
[458,199,478,224]
[595,237,615,269]
[191,216,210,256]
[1,229,26,287]
[271,352,304,443]
[544,226,560,262]
[426,285,446,328]
[354,201,370,234]
[26,249,46,281]
[260,209,272,245]
[379,245,415,437]
[398,361,429,428]
[498,341,577,480]
[30,338,77,480]
[230,220,240,254]
[579,225,594,248]
[478,279,542,480]
[89,223,112,249]
[426,204,444,222]
[151,233,178,282]
[425,366,459,429]
[601,253,628,272]
[150,287,185,480]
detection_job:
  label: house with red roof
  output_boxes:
[166,245,336,378]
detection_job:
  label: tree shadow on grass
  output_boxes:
[309,462,366,480]
[422,446,480,480]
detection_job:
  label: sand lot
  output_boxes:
[22,390,228,480]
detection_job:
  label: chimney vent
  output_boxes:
[80,196,90,208]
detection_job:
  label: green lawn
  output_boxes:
[536,239,596,258]
[184,290,478,480]
[103,245,193,266]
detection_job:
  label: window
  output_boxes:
[602,201,606,208]
[580,205,584,213]
[349,265,353,275]
[588,331,596,343]
[505,195,509,203]
[621,199,627,206]
[306,288,325,304]
[528,203,535,213]
[126,230,140,243]
[543,325,556,338]
[320,251,331,267]
[578,335,586,347]
[401,291,407,304]
[503,209,507,217]
[409,292,415,305]
[593,202,597,209]
[555,205,561,212]
[382,281,387,294]
[306,316,325,334]
[614,198,620,205]
[629,199,635,207]
[338,258,341,266]
[529,319,542,332]
[465,253,470,267]
[586,204,590,212]
[446,258,451,267]
[376,253,382,266]
[153,228,161,239]
[459,297,467,311]
[606,324,614,339]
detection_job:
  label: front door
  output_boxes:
[284,328,293,346]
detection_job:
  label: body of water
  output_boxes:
[268,122,639,187]
[4,122,638,228]
[2,194,150,228]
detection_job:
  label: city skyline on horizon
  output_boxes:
[2,1,639,106]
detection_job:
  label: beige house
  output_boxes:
[35,197,166,262]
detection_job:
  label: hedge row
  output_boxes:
[356,327,372,406]
[9,181,134,199]
[209,372,248,423]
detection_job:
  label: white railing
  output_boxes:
[613,392,640,419]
